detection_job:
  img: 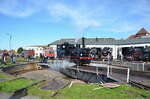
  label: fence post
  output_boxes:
[137,64,139,71]
[127,68,130,83]
[143,62,145,71]
[96,66,98,75]
[107,65,110,77]
[123,62,125,67]
[77,65,79,72]
[110,66,112,75]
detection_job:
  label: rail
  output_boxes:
[129,81,150,90]
[92,61,150,71]
[80,63,130,83]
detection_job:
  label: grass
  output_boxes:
[54,83,150,99]
[0,57,28,68]
[26,83,150,99]
[0,73,149,99]
[0,72,14,79]
[27,81,53,99]
[0,78,34,93]
[15,57,26,62]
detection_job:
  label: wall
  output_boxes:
[24,46,44,57]
[48,45,57,58]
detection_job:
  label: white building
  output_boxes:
[23,45,48,57]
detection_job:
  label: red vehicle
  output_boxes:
[43,49,55,59]
[22,50,35,58]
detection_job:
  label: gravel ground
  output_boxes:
[16,69,70,90]
[16,69,67,82]
[0,92,12,99]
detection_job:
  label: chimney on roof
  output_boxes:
[96,37,98,42]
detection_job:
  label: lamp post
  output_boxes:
[6,33,12,51]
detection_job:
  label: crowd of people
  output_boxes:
[0,52,16,65]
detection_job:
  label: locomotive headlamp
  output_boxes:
[63,45,65,48]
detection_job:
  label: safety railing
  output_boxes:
[90,63,130,83]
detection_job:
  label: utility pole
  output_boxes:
[6,33,12,51]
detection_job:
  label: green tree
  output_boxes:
[17,47,24,54]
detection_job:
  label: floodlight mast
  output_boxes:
[6,33,12,51]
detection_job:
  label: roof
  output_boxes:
[49,28,150,46]
[136,28,149,35]
[0,50,8,53]
[49,37,150,46]
[26,45,48,48]
[116,38,150,45]
[128,28,150,39]
[77,38,116,45]
[49,39,76,45]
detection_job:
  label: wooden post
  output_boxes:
[127,68,130,83]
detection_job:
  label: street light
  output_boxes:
[6,33,12,51]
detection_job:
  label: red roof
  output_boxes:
[0,50,8,53]
[128,28,150,39]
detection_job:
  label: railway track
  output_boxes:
[129,81,150,90]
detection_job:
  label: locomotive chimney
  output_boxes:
[82,37,85,48]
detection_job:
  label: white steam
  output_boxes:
[49,59,75,71]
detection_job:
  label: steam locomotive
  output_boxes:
[90,47,112,61]
[122,46,150,62]
[57,38,93,65]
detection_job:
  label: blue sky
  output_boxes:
[0,0,150,50]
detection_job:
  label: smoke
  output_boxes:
[48,3,100,42]
[49,59,75,71]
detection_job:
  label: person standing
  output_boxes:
[11,53,15,64]
[2,53,7,65]
[40,53,43,63]
[1,54,4,65]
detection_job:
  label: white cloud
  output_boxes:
[0,0,149,34]
[47,3,100,32]
[0,0,49,17]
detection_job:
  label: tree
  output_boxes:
[17,47,23,54]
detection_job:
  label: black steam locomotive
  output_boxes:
[90,47,112,61]
[90,48,102,60]
[57,38,93,65]
[122,46,150,62]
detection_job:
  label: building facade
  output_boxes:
[23,45,48,57]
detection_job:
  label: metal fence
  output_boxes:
[90,63,130,83]
[93,61,150,71]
